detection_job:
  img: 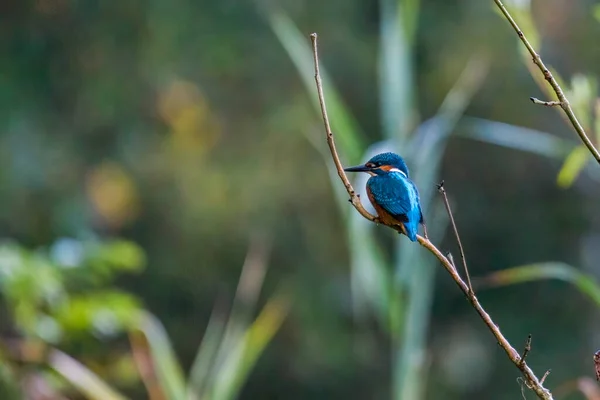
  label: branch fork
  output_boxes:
[493,0,600,164]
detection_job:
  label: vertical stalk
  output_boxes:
[379,0,414,144]
[392,251,435,400]
[379,0,430,398]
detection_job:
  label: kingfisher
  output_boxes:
[344,152,426,242]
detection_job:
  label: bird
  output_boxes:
[344,152,426,242]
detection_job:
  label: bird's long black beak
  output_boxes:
[344,164,371,173]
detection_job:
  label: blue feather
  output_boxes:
[367,171,422,241]
[344,152,424,242]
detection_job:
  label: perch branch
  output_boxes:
[310,32,554,400]
[437,180,473,295]
[310,36,379,224]
[493,0,600,164]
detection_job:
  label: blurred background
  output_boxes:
[2,0,600,399]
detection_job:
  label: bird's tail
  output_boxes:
[402,221,418,242]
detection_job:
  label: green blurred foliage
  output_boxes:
[1,0,600,399]
[0,237,144,398]
[0,238,144,342]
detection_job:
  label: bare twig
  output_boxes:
[310,32,554,400]
[416,236,552,399]
[310,33,379,224]
[530,97,561,107]
[437,180,474,296]
[520,334,532,366]
[493,0,600,165]
[540,370,550,385]
[447,252,457,271]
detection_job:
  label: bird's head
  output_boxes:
[344,152,409,177]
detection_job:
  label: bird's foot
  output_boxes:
[422,223,430,240]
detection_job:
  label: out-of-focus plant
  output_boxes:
[128,237,289,400]
[0,236,145,399]
[0,236,288,400]
[0,237,145,343]
[479,262,600,307]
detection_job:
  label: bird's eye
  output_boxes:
[366,162,376,168]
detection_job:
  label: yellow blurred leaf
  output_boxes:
[158,80,202,123]
[157,79,220,156]
[245,294,289,351]
[557,146,589,188]
[86,162,140,229]
[594,4,600,24]
[479,262,600,307]
[212,293,290,400]
[565,74,596,133]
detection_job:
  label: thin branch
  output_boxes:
[310,33,378,225]
[530,97,561,107]
[310,32,554,400]
[416,236,552,399]
[520,334,532,367]
[447,252,457,272]
[540,370,550,385]
[493,0,600,165]
[437,180,474,296]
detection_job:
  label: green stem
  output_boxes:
[393,250,435,400]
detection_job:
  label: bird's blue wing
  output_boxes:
[367,174,420,220]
